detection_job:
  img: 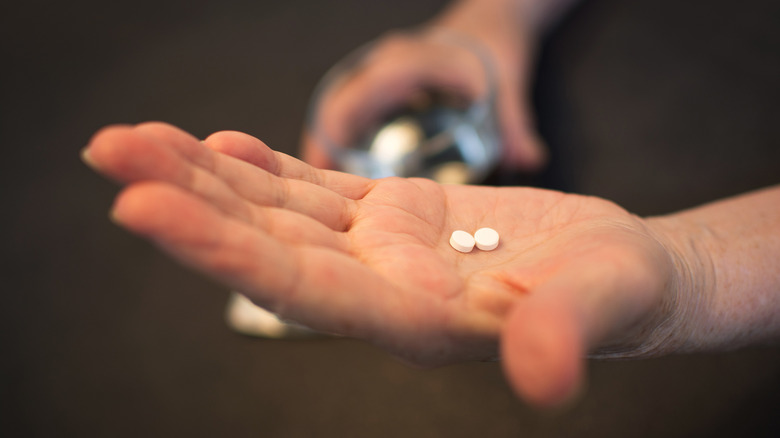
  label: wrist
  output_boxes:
[429,0,532,69]
[643,214,718,354]
[587,214,716,360]
[652,187,780,351]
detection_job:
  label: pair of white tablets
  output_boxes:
[449,228,499,253]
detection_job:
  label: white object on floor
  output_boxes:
[474,227,499,251]
[449,230,475,253]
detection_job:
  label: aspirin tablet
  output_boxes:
[449,230,475,253]
[474,227,499,251]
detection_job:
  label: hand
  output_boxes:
[302,23,547,172]
[84,122,681,407]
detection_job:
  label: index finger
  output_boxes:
[204,130,374,201]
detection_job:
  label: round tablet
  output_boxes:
[449,230,475,253]
[474,227,499,251]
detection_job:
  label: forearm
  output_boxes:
[649,185,780,352]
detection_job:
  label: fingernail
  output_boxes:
[108,207,121,225]
[80,147,97,169]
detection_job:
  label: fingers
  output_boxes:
[485,44,547,172]
[300,130,334,170]
[301,29,549,174]
[301,32,486,169]
[204,130,373,201]
[496,89,548,172]
[501,284,585,407]
[84,123,361,231]
[111,181,410,343]
[84,124,254,223]
[320,33,486,135]
[111,182,306,303]
[500,241,666,407]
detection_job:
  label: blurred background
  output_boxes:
[1,0,779,436]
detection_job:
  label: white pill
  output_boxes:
[449,230,475,253]
[474,227,499,251]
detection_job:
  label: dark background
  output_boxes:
[2,0,779,436]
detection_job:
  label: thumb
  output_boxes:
[500,291,585,408]
[300,130,334,169]
[500,250,662,407]
[496,84,548,172]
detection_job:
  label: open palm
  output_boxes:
[84,122,677,406]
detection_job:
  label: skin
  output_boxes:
[302,0,565,172]
[83,122,780,408]
[80,0,780,408]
